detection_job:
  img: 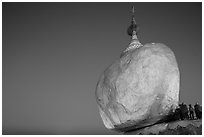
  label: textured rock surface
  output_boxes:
[95,43,180,130]
[125,120,202,135]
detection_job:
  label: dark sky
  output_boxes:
[2,2,202,135]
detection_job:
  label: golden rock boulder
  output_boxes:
[95,43,180,131]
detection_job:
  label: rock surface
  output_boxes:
[125,120,202,135]
[95,43,180,130]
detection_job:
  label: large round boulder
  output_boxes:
[95,43,180,131]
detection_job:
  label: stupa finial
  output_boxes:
[132,5,135,12]
[123,6,143,54]
[131,5,136,26]
[127,6,137,36]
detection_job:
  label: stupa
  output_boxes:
[95,6,180,132]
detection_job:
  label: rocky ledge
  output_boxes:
[123,119,202,135]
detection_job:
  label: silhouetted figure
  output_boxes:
[184,104,189,119]
[165,108,176,122]
[174,106,181,120]
[164,105,181,122]
[180,103,189,120]
[194,103,202,119]
[188,104,194,120]
[179,104,184,120]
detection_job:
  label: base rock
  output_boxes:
[124,120,202,135]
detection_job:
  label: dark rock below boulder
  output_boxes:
[123,120,202,135]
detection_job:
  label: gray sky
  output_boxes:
[2,2,201,135]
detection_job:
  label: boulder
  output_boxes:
[95,43,180,130]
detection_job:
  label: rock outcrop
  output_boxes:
[125,120,202,135]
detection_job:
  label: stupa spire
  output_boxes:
[129,5,137,36]
[123,6,143,53]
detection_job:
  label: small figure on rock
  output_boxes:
[180,103,189,120]
[174,106,181,120]
[179,104,184,120]
[194,103,202,119]
[188,104,194,120]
